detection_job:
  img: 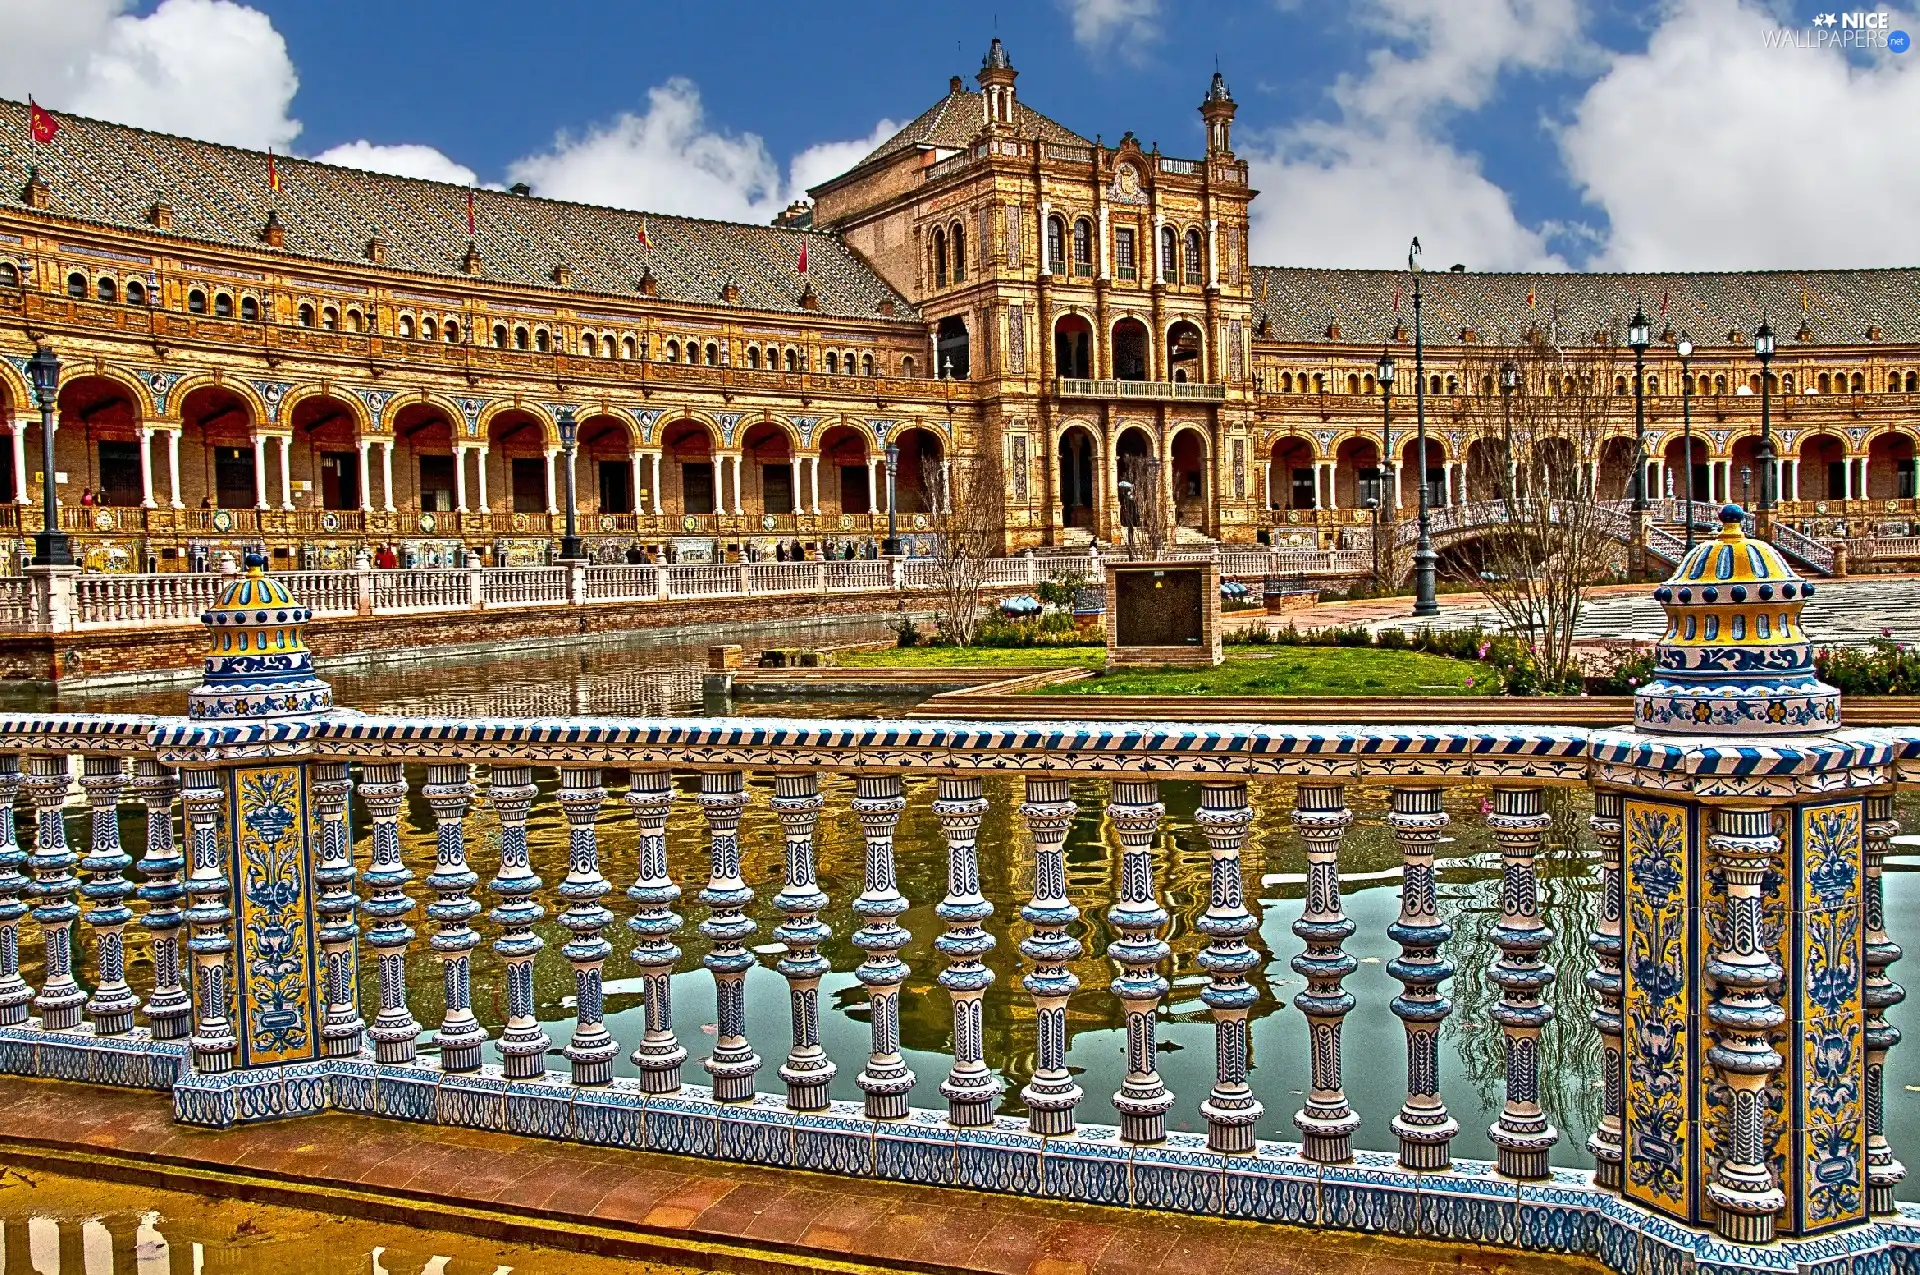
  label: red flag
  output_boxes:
[1526,283,1536,310]
[28,99,59,145]
[637,216,651,249]
[466,188,475,236]
[267,148,281,193]
[1660,289,1670,316]
[1391,285,1401,312]
[797,237,808,273]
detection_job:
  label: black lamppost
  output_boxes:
[26,343,69,567]
[1678,333,1696,549]
[1377,347,1396,515]
[1754,319,1776,527]
[881,440,902,556]
[1118,476,1136,558]
[1366,496,1381,593]
[556,407,583,560]
[1741,465,1752,508]
[1499,359,1519,500]
[1409,238,1438,617]
[1629,306,1651,512]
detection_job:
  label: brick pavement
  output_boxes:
[0,1077,1599,1275]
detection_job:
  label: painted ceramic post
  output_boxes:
[181,766,235,1073]
[1019,775,1083,1136]
[25,755,84,1032]
[1585,789,1626,1190]
[424,763,486,1074]
[1385,784,1457,1170]
[133,760,192,1043]
[933,775,997,1128]
[358,762,418,1065]
[78,756,137,1036]
[624,768,684,1093]
[770,771,833,1112]
[697,769,760,1102]
[486,765,549,1079]
[852,774,914,1120]
[307,761,360,1057]
[557,767,616,1086]
[1291,782,1358,1163]
[1484,784,1557,1180]
[0,757,29,1027]
[1195,780,1260,1154]
[1107,778,1172,1144]
[1864,793,1907,1215]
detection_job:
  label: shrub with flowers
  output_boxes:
[1814,638,1920,695]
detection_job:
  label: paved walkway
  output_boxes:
[0,1078,1598,1275]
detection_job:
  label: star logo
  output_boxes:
[1813,11,1838,25]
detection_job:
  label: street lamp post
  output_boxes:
[556,407,583,561]
[1628,306,1651,513]
[881,441,902,556]
[1366,497,1381,594]
[1117,477,1136,558]
[26,343,70,567]
[1409,239,1438,617]
[1678,333,1696,550]
[1377,347,1396,515]
[1741,465,1752,509]
[1754,319,1776,531]
[1498,359,1519,501]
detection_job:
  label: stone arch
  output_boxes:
[893,425,945,514]
[474,400,556,449]
[178,383,263,510]
[164,373,270,432]
[577,412,636,516]
[1054,312,1094,379]
[1166,319,1205,383]
[660,417,720,516]
[0,358,31,420]
[54,374,145,507]
[290,392,368,511]
[1057,421,1099,529]
[1867,428,1917,500]
[280,384,371,437]
[1267,434,1316,510]
[1170,425,1210,530]
[817,423,873,516]
[1335,434,1383,509]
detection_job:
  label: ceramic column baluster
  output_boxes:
[934,775,997,1127]
[697,770,760,1102]
[1485,785,1559,1180]
[625,769,684,1093]
[1585,790,1626,1190]
[487,766,549,1079]
[1108,779,1173,1143]
[358,763,419,1065]
[1019,776,1083,1136]
[1195,780,1261,1153]
[181,767,235,1072]
[558,767,616,1086]
[1291,783,1359,1163]
[308,761,362,1057]
[26,755,85,1032]
[1702,805,1788,1242]
[771,772,833,1111]
[1386,784,1458,1169]
[853,774,914,1119]
[1865,793,1907,1215]
[78,757,137,1036]
[424,764,486,1074]
[133,761,191,1041]
[0,757,31,1026]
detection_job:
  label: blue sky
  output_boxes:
[6,0,1918,271]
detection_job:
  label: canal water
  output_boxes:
[5,628,1918,1205]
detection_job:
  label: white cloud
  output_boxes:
[788,117,900,197]
[1060,0,1162,54]
[0,0,301,151]
[1559,0,1920,269]
[1244,0,1587,270]
[314,140,476,187]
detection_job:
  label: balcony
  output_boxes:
[1057,377,1228,402]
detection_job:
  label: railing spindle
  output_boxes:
[853,774,914,1119]
[557,767,616,1086]
[1291,782,1358,1163]
[79,757,137,1037]
[625,769,684,1092]
[424,763,485,1074]
[487,766,549,1079]
[1485,785,1558,1180]
[1586,790,1626,1189]
[308,761,361,1057]
[26,756,85,1032]
[934,775,997,1127]
[0,757,31,1026]
[697,770,759,1102]
[771,772,833,1111]
[181,767,235,1072]
[358,763,419,1065]
[1386,784,1458,1169]
[1195,780,1260,1153]
[1019,776,1083,1136]
[1864,793,1906,1215]
[1108,779,1172,1144]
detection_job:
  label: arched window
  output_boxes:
[665,339,680,362]
[1183,229,1202,283]
[704,342,719,366]
[442,319,459,343]
[1818,372,1831,394]
[188,289,208,314]
[1749,373,1762,393]
[1446,375,1459,394]
[1480,374,1494,395]
[298,303,315,327]
[1348,373,1361,395]
[1781,373,1793,392]
[0,263,17,288]
[1280,371,1293,393]
[1160,225,1177,283]
[1364,374,1376,394]
[214,292,235,318]
[124,279,144,306]
[1071,219,1093,275]
[421,317,437,341]
[1714,373,1727,394]
[903,355,917,377]
[621,336,635,359]
[240,296,260,322]
[96,277,117,303]
[1613,376,1628,395]
[1046,215,1065,275]
[1892,374,1903,393]
[492,323,508,348]
[1909,371,1918,393]
[322,305,339,330]
[933,227,948,287]
[1851,372,1865,393]
[534,329,550,353]
[582,333,597,357]
[746,346,760,369]
[1683,374,1695,396]
[950,221,966,281]
[345,308,363,333]
[1647,374,1659,394]
[513,326,528,350]
[67,272,87,298]
[1314,373,1326,393]
[862,353,874,377]
[1430,375,1442,395]
[398,315,414,339]
[786,348,800,373]
[826,352,839,375]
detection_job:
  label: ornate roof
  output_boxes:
[0,98,915,322]
[1251,265,1920,349]
[843,79,1090,175]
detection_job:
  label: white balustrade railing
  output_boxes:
[0,577,29,629]
[582,565,658,602]
[667,564,745,597]
[373,569,469,613]
[480,567,568,607]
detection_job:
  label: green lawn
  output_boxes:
[1045,646,1497,697]
[832,644,1106,669]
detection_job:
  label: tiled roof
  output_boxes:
[849,82,1090,172]
[0,98,916,322]
[1251,265,1920,349]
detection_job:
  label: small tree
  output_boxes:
[922,442,1005,646]
[1116,453,1168,558]
[1451,336,1632,690]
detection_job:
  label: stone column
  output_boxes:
[630,451,646,518]
[277,435,293,510]
[1108,779,1173,1143]
[137,428,156,508]
[251,434,269,509]
[486,766,549,1079]
[8,419,25,505]
[1291,783,1359,1163]
[359,763,419,1065]
[651,452,664,515]
[356,440,372,513]
[131,761,190,1041]
[167,429,183,508]
[1386,784,1458,1169]
[1485,785,1557,1180]
[476,446,490,514]
[0,758,31,1026]
[1195,781,1260,1153]
[423,764,486,1074]
[1019,776,1083,1135]
[697,770,759,1102]
[453,445,469,513]
[625,769,685,1092]
[557,767,616,1085]
[1586,789,1626,1191]
[809,456,821,515]
[25,756,84,1033]
[380,441,395,512]
[852,774,914,1119]
[78,757,137,1037]
[544,449,558,515]
[771,772,832,1111]
[933,776,997,1127]
[730,453,744,516]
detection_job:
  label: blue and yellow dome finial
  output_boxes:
[187,552,333,721]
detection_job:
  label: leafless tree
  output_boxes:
[1116,453,1169,558]
[921,442,1005,646]
[1450,336,1632,690]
